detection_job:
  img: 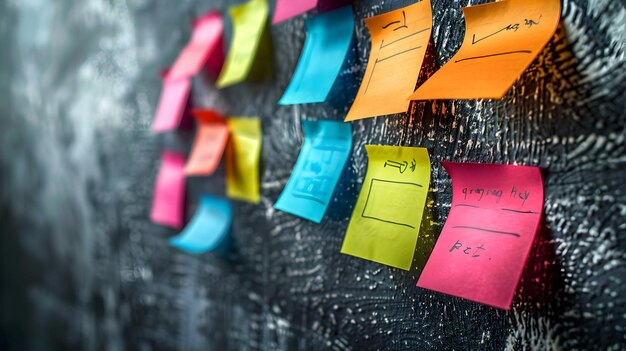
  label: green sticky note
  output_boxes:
[341,145,431,270]
[217,0,269,88]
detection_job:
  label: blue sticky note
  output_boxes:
[169,195,232,254]
[278,6,354,105]
[274,120,352,222]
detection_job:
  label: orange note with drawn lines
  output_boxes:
[345,0,432,121]
[184,110,230,176]
[409,0,560,100]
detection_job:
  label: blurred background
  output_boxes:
[0,0,625,350]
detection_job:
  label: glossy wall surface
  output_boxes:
[0,0,624,350]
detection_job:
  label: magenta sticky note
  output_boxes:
[168,11,225,80]
[150,151,186,229]
[273,0,353,24]
[151,71,192,133]
[272,0,317,24]
[417,162,544,309]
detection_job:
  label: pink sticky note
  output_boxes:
[168,11,225,80]
[417,162,544,309]
[150,151,186,229]
[151,71,192,132]
[272,0,353,24]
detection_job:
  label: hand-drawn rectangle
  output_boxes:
[361,179,423,229]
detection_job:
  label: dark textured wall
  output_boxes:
[0,0,624,350]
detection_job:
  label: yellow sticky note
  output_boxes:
[341,145,430,270]
[409,0,560,100]
[226,118,262,204]
[345,0,432,121]
[217,0,269,88]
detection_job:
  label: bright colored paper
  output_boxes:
[216,0,269,88]
[226,118,262,203]
[184,110,230,176]
[150,151,186,229]
[417,162,544,310]
[151,72,191,133]
[272,0,353,24]
[274,120,352,223]
[168,11,225,80]
[409,0,561,100]
[272,0,316,24]
[278,6,354,105]
[341,146,430,270]
[345,0,432,121]
[169,195,232,254]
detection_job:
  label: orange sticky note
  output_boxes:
[409,0,560,100]
[417,162,544,309]
[184,110,230,176]
[345,0,432,121]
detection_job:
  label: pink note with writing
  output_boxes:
[168,11,225,80]
[417,162,544,309]
[151,70,192,132]
[272,0,353,24]
[150,151,186,229]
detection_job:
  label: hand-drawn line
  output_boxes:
[394,11,408,31]
[384,160,408,174]
[361,178,423,229]
[452,226,521,237]
[454,204,480,208]
[454,50,532,63]
[382,11,408,31]
[454,204,539,215]
[501,208,540,214]
[364,46,423,94]
[382,20,401,29]
[380,27,430,49]
[291,193,326,204]
[471,23,519,45]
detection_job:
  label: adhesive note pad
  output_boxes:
[410,0,560,100]
[341,146,430,270]
[226,118,262,203]
[168,11,225,80]
[184,110,230,176]
[345,0,432,121]
[151,72,191,132]
[169,195,232,254]
[417,163,544,309]
[216,0,269,88]
[272,0,353,24]
[274,120,352,223]
[278,6,354,105]
[150,151,186,229]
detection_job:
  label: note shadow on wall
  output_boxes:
[323,152,358,222]
[324,36,360,111]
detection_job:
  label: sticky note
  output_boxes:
[150,151,186,229]
[341,146,430,270]
[274,120,352,223]
[272,0,316,24]
[278,6,354,105]
[184,110,230,176]
[226,117,262,203]
[151,71,191,133]
[168,11,225,80]
[272,0,353,24]
[409,0,560,100]
[216,0,269,88]
[417,162,544,309]
[345,0,432,121]
[169,195,232,254]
